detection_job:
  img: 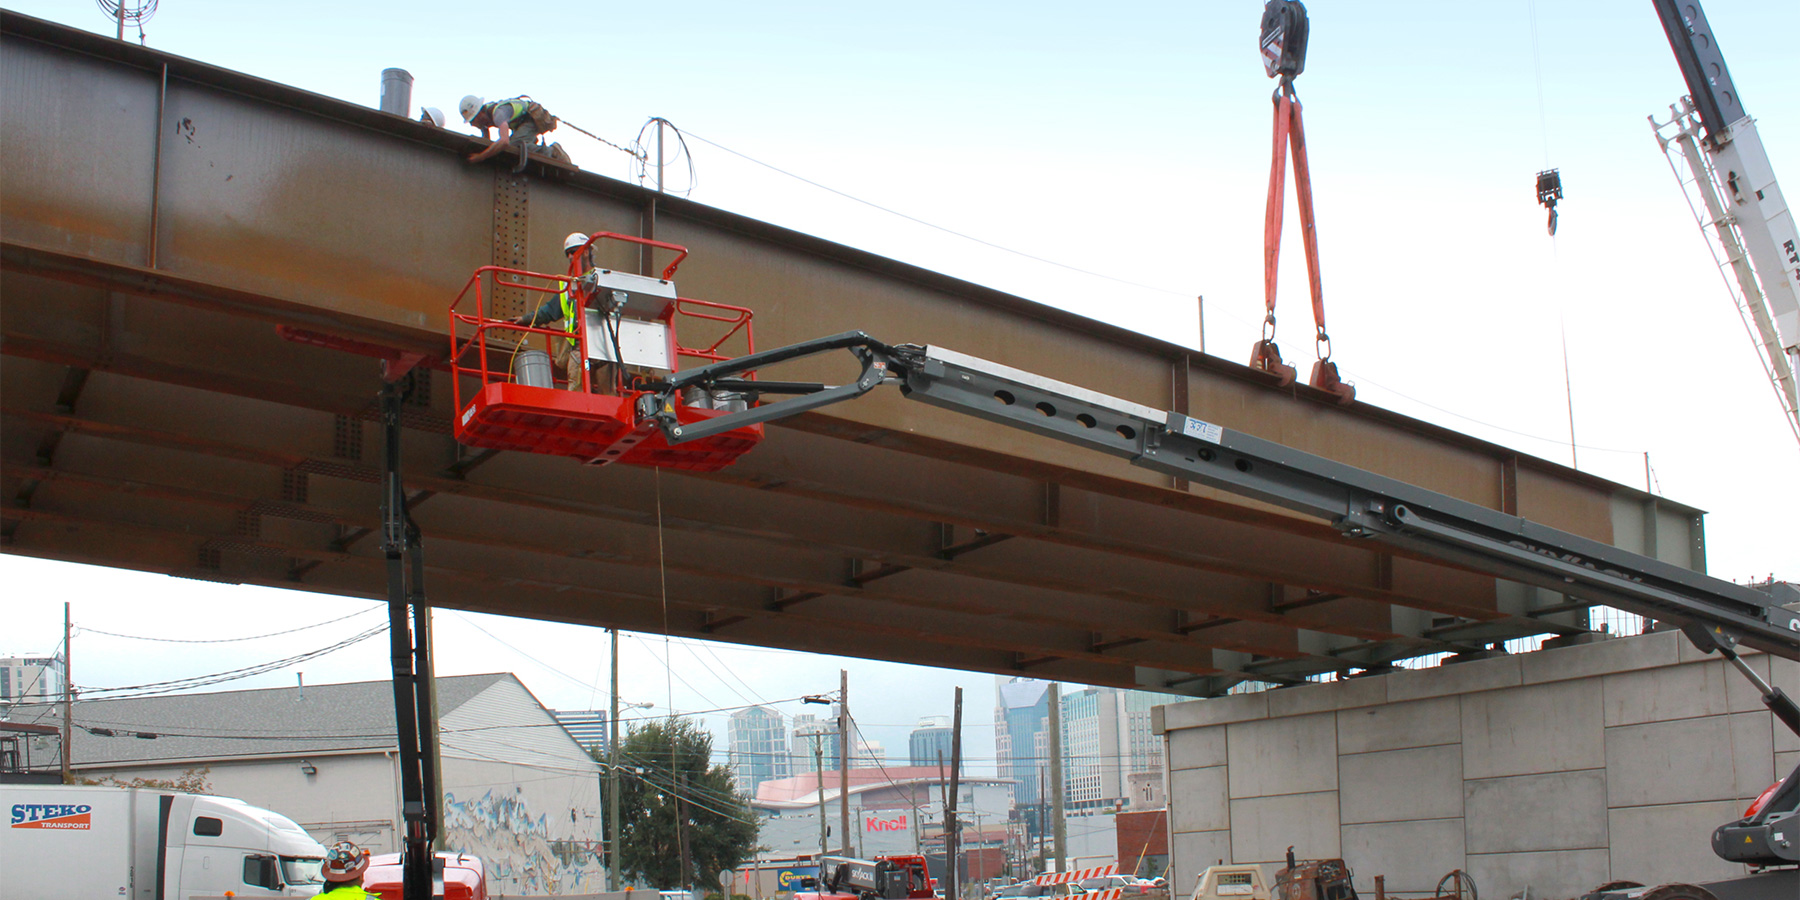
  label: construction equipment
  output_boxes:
[1535,169,1564,236]
[446,232,765,471]
[1272,850,1355,900]
[609,329,1799,888]
[1190,864,1270,900]
[1649,0,1800,448]
[796,855,937,900]
[1250,0,1352,404]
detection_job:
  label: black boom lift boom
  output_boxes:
[636,330,1800,875]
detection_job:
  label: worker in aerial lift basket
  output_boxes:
[314,840,372,899]
[505,232,606,392]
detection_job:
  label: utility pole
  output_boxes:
[1036,766,1046,874]
[946,687,963,900]
[838,669,850,857]
[60,602,71,783]
[419,605,444,850]
[814,734,828,860]
[1047,683,1065,872]
[655,118,666,194]
[609,628,622,890]
[676,770,693,892]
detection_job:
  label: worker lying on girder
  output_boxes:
[460,94,560,172]
[504,233,606,392]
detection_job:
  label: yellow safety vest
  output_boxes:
[558,285,582,348]
[314,884,370,900]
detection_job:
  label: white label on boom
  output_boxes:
[1181,416,1223,444]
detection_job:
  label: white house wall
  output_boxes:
[440,755,606,897]
[74,752,403,852]
[439,676,606,897]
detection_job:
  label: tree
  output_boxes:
[601,717,757,889]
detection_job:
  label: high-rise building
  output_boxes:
[0,656,63,703]
[552,710,608,754]
[853,738,886,766]
[993,677,1050,806]
[727,705,789,797]
[788,712,840,774]
[1057,686,1169,811]
[909,715,954,768]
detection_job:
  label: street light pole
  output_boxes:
[838,669,850,857]
[814,735,828,860]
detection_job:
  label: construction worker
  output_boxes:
[460,94,541,172]
[314,840,371,899]
[506,232,601,391]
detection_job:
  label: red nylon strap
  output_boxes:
[1287,97,1326,333]
[1263,93,1292,319]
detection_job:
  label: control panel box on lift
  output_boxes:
[581,268,679,372]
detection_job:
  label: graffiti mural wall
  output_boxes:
[444,786,606,896]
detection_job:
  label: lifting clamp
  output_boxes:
[1252,0,1354,404]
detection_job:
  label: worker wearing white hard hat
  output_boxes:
[505,232,602,392]
[461,94,544,173]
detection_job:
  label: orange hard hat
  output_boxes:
[323,840,370,883]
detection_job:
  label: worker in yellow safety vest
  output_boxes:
[313,840,371,899]
[460,94,545,172]
[506,232,602,391]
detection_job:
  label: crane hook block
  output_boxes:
[1536,169,1564,236]
[1261,0,1310,81]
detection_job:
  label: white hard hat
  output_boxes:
[419,107,446,128]
[564,232,591,255]
[458,95,484,122]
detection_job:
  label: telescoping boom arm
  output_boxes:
[641,332,1800,679]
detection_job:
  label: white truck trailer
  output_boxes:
[2,784,327,898]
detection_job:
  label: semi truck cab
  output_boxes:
[3,784,327,898]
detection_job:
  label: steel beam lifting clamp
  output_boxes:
[1253,0,1354,404]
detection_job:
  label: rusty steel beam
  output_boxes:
[0,11,1673,692]
[0,298,1524,628]
[0,362,1549,658]
[2,451,1328,662]
[3,501,1227,688]
[0,14,1630,522]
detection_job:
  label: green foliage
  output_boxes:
[597,717,757,889]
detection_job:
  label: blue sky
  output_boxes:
[5,0,1797,770]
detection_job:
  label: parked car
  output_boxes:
[1078,876,1154,895]
[990,883,1045,900]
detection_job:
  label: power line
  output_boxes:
[76,606,382,643]
[448,612,607,695]
[1344,368,1649,455]
[676,126,1203,303]
[69,623,388,700]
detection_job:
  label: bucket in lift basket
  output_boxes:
[514,349,554,388]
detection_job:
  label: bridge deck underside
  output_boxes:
[0,14,1663,695]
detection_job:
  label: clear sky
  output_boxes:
[4,0,1797,774]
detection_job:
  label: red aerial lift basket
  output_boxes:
[448,233,763,472]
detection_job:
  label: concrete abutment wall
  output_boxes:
[1155,630,1799,897]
